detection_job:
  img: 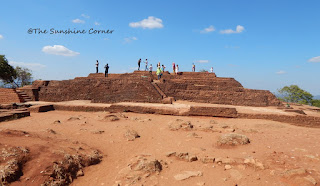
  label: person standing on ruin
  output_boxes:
[104,63,109,77]
[145,59,148,71]
[175,64,179,75]
[210,67,213,73]
[156,67,163,80]
[192,63,195,72]
[172,62,175,74]
[149,64,153,73]
[138,58,141,71]
[161,64,166,72]
[96,60,99,73]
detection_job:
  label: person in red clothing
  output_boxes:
[172,62,175,74]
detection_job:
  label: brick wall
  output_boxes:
[0,88,22,104]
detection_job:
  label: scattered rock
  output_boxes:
[283,168,307,178]
[67,116,81,121]
[125,130,140,141]
[168,119,193,131]
[174,171,203,181]
[116,156,162,185]
[197,182,206,186]
[46,128,57,134]
[187,132,202,138]
[91,130,105,134]
[224,165,232,170]
[217,133,250,146]
[53,120,61,124]
[76,169,84,177]
[201,156,215,164]
[103,115,120,122]
[244,157,265,170]
[162,97,173,104]
[167,152,198,162]
[166,152,176,157]
[215,157,236,165]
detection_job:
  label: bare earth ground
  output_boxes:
[1,104,320,185]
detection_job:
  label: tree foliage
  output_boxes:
[0,55,17,84]
[15,66,32,87]
[0,55,33,87]
[312,99,320,108]
[278,85,313,105]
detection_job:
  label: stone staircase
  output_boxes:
[151,80,167,99]
[15,90,32,102]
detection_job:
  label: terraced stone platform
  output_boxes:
[19,71,282,107]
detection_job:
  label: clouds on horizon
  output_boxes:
[276,70,286,75]
[124,37,138,43]
[81,14,90,19]
[220,25,245,34]
[42,45,80,56]
[200,25,215,33]
[129,16,163,29]
[72,19,85,24]
[9,61,46,71]
[308,56,320,63]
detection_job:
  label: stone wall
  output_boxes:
[0,88,22,104]
[29,71,281,107]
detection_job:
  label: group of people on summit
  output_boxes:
[95,59,214,79]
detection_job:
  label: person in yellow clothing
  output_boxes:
[156,67,163,80]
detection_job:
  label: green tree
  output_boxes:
[278,85,313,105]
[15,66,32,87]
[312,99,320,108]
[0,55,17,84]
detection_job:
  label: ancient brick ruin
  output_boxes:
[20,71,281,107]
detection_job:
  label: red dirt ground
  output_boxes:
[1,107,320,185]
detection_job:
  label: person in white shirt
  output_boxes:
[145,59,148,71]
[175,64,179,75]
[149,64,153,73]
[210,67,213,73]
[95,60,99,73]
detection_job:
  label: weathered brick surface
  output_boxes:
[0,88,22,104]
[188,106,238,118]
[29,71,281,107]
[238,113,320,128]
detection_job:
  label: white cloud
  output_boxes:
[72,19,85,24]
[308,56,320,63]
[129,16,163,29]
[0,34,3,39]
[124,37,138,43]
[276,70,286,75]
[94,21,101,26]
[194,60,209,63]
[200,25,215,33]
[220,25,245,34]
[9,61,46,70]
[103,38,109,41]
[81,14,90,19]
[42,45,80,56]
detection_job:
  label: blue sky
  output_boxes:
[0,0,319,95]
